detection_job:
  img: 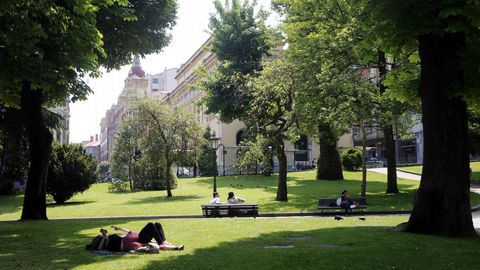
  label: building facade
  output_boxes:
[83,134,101,162]
[99,56,177,161]
[49,100,70,144]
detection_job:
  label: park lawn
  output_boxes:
[400,161,480,183]
[0,217,479,270]
[0,170,478,221]
[0,170,418,220]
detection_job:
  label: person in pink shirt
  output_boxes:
[86,222,183,252]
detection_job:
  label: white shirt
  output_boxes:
[210,197,221,204]
[228,197,245,204]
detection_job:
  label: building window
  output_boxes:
[152,78,159,84]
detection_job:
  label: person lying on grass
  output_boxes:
[86,222,184,253]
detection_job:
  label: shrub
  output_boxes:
[47,143,98,204]
[340,148,363,171]
[108,178,129,192]
[97,161,111,181]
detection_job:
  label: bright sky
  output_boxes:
[70,0,275,143]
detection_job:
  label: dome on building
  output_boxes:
[128,55,146,78]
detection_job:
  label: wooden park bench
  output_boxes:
[318,197,367,213]
[201,204,259,218]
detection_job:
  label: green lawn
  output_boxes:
[0,170,478,221]
[0,217,479,270]
[399,161,480,183]
[0,171,423,220]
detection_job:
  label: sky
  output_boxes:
[70,0,275,143]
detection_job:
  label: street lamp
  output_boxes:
[209,130,220,192]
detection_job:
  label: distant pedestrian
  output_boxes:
[312,158,316,169]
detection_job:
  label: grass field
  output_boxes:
[399,161,480,183]
[0,170,423,221]
[0,217,479,270]
[1,170,479,221]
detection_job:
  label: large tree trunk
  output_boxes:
[377,49,398,193]
[405,33,475,237]
[20,81,52,220]
[384,124,398,193]
[275,138,288,201]
[316,123,343,180]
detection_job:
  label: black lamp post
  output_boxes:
[209,130,220,192]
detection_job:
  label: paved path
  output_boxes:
[368,168,480,230]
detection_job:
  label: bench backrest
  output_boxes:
[318,197,366,206]
[201,204,259,217]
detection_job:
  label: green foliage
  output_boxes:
[97,161,110,180]
[47,143,98,204]
[133,157,177,190]
[246,59,297,138]
[363,0,480,101]
[198,127,216,176]
[235,135,273,176]
[201,0,272,122]
[108,178,130,193]
[0,106,29,194]
[0,0,178,106]
[468,110,480,155]
[111,118,142,191]
[135,98,201,196]
[340,148,363,171]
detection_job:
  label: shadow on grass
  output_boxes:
[143,225,480,270]
[0,193,24,216]
[128,195,202,205]
[0,220,121,270]
[1,219,479,270]
[47,201,94,208]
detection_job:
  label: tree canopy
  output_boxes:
[0,0,177,219]
[202,0,272,122]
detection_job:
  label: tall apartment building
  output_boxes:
[99,56,177,161]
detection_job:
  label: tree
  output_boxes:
[198,127,216,176]
[0,0,177,219]
[0,106,29,194]
[136,99,201,197]
[47,143,98,204]
[97,161,111,181]
[245,59,296,201]
[201,0,272,122]
[111,118,142,191]
[364,0,480,237]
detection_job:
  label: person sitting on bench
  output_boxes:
[339,190,359,213]
[210,192,222,204]
[227,191,245,204]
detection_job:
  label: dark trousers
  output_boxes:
[138,222,166,244]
